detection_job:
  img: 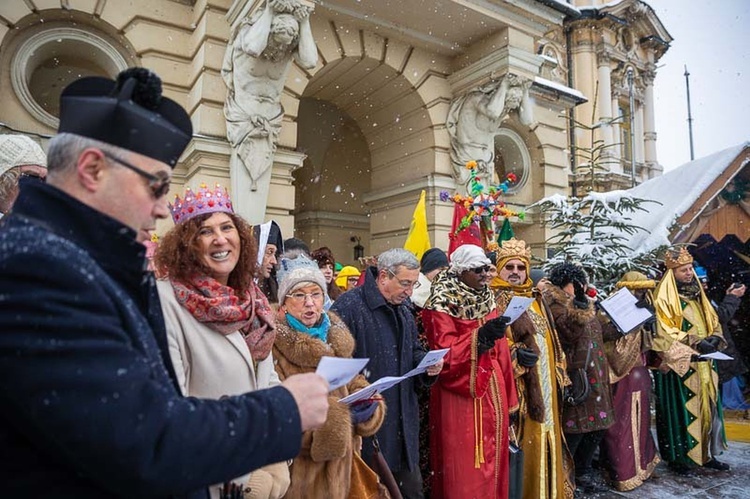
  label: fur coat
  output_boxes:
[543,285,615,434]
[273,311,386,498]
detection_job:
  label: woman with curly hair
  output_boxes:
[154,184,289,499]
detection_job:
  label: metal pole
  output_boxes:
[684,65,695,161]
[627,68,636,187]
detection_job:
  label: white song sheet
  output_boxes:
[597,287,653,334]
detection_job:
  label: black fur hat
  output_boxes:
[58,67,192,167]
[547,262,588,288]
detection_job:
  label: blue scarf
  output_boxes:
[285,312,330,342]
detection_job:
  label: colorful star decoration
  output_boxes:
[440,160,524,252]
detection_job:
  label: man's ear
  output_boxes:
[76,148,105,193]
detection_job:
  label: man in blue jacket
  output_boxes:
[331,248,443,499]
[0,68,329,498]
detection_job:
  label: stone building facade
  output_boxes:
[0,0,670,265]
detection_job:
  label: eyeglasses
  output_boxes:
[470,265,492,274]
[387,269,421,289]
[20,172,46,183]
[285,291,325,303]
[102,151,171,199]
[504,264,527,272]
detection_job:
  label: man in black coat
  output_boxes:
[0,68,329,498]
[331,248,443,499]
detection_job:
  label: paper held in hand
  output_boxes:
[501,296,535,324]
[315,356,369,392]
[597,287,653,334]
[338,348,450,405]
[700,351,734,361]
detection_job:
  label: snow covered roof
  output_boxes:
[621,142,750,253]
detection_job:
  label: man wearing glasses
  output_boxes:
[421,243,516,499]
[490,238,575,498]
[332,248,443,499]
[0,68,330,498]
[0,134,47,219]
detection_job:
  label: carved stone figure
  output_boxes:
[446,74,534,187]
[222,0,317,222]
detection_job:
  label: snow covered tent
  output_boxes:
[623,141,750,254]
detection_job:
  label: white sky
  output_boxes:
[649,0,749,171]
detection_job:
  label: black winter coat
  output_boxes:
[0,181,301,498]
[331,267,432,473]
[715,294,748,383]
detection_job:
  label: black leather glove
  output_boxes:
[477,316,510,355]
[516,347,539,367]
[704,335,722,350]
[642,316,657,334]
[635,298,655,313]
[573,280,587,303]
[696,339,717,354]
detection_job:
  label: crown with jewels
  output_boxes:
[664,247,693,269]
[169,183,234,224]
[495,238,532,263]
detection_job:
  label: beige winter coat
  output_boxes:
[158,279,290,499]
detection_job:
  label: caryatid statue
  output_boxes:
[446,74,534,188]
[222,0,318,222]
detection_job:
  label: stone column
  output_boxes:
[635,102,645,164]
[642,70,658,168]
[596,52,615,156]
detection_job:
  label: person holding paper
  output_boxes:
[332,248,441,499]
[422,244,517,499]
[490,239,575,499]
[543,262,614,495]
[272,254,386,498]
[651,247,729,474]
[599,272,660,491]
[155,184,290,498]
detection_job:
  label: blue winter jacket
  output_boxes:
[0,180,301,498]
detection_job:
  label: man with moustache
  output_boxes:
[490,238,574,499]
[422,244,516,499]
[652,247,729,474]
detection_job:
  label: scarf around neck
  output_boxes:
[171,275,276,360]
[424,270,496,320]
[285,312,331,342]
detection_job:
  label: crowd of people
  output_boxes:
[0,67,747,499]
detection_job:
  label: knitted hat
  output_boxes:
[420,248,449,275]
[334,266,361,289]
[277,254,327,303]
[0,135,47,177]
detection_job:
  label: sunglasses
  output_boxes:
[470,265,492,274]
[102,151,171,199]
[504,264,527,272]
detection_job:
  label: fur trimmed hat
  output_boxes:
[0,135,47,177]
[277,254,327,303]
[547,262,588,289]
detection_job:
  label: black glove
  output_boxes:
[691,354,710,362]
[642,316,657,335]
[350,400,379,424]
[704,335,722,350]
[635,298,655,313]
[573,280,587,303]
[516,347,539,367]
[696,339,717,354]
[477,316,510,355]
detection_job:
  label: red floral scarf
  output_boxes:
[171,276,276,360]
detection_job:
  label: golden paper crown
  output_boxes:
[664,247,693,269]
[496,238,532,262]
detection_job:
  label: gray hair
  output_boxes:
[47,133,131,174]
[376,248,419,274]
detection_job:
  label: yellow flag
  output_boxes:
[404,190,431,260]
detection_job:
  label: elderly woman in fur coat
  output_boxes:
[543,262,614,495]
[273,255,386,498]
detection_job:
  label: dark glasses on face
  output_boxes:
[504,264,527,272]
[471,265,491,274]
[102,151,171,199]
